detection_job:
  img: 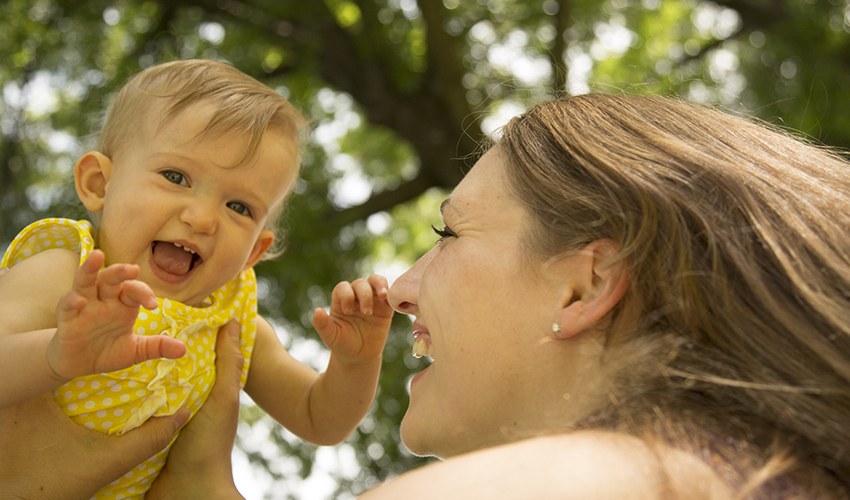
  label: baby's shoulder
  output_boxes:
[0,247,79,301]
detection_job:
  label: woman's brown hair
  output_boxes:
[499,93,850,498]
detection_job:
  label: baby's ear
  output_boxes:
[551,239,629,339]
[242,230,275,271]
[74,152,113,212]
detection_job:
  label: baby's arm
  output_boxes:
[0,249,186,409]
[245,275,393,445]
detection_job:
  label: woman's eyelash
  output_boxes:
[431,225,456,240]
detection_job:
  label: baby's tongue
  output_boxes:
[152,242,192,275]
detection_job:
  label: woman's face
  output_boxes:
[389,149,603,458]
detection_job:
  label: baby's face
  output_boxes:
[92,103,297,307]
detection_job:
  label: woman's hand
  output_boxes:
[146,321,246,500]
[0,391,189,500]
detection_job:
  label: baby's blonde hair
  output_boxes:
[96,59,305,259]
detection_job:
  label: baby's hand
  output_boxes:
[46,250,187,381]
[312,275,393,366]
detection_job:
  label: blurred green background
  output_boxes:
[2,0,849,497]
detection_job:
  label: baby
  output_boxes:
[0,60,393,498]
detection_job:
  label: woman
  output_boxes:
[366,93,850,498]
[5,93,850,499]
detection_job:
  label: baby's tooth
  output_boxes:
[412,337,429,359]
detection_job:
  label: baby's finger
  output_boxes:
[72,250,106,300]
[351,278,374,315]
[367,274,389,298]
[135,335,187,363]
[119,280,159,310]
[332,281,356,315]
[56,291,87,323]
[96,263,140,301]
[311,307,329,331]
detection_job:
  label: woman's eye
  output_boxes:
[162,171,188,186]
[431,225,456,241]
[227,201,252,217]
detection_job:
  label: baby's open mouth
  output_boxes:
[151,241,203,276]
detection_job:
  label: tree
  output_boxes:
[1,0,848,497]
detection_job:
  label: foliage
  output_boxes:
[1,0,848,497]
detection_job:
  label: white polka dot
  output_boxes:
[191,392,200,400]
[96,410,107,418]
[137,327,146,335]
[84,401,95,410]
[107,380,116,387]
[76,381,85,388]
[111,384,122,392]
[78,392,89,399]
[146,360,153,367]
[133,365,141,373]
[67,403,78,411]
[124,471,134,479]
[128,381,137,388]
[140,374,148,381]
[120,394,130,402]
[203,383,209,391]
[95,390,104,396]
[84,422,95,429]
[136,390,146,397]
[116,494,125,500]
[103,397,113,406]
[64,391,73,399]
[114,409,124,417]
[150,321,158,330]
[128,487,136,494]
[168,393,177,401]
[138,312,148,320]
[187,339,195,347]
[199,359,206,367]
[90,381,100,389]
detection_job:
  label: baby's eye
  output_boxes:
[227,201,252,217]
[431,225,456,242]
[162,171,188,186]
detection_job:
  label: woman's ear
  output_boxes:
[551,239,629,340]
[242,230,275,271]
[74,152,113,212]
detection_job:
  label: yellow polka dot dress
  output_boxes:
[2,218,258,499]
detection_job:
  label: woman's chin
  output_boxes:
[399,414,439,458]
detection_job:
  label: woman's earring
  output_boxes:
[552,322,561,333]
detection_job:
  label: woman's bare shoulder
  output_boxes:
[358,431,732,500]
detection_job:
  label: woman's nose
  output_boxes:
[388,249,433,316]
